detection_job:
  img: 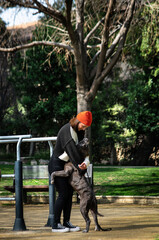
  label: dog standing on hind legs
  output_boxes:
[51,138,112,233]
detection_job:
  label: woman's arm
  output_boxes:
[64,139,83,168]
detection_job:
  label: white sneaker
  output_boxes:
[52,223,70,233]
[63,221,80,232]
[69,226,80,232]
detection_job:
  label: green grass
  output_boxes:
[0,164,48,196]
[0,164,14,196]
[93,167,159,196]
[1,164,159,197]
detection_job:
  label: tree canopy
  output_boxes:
[0,0,159,165]
[7,36,77,135]
[0,0,137,112]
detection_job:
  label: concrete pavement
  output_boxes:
[0,203,159,240]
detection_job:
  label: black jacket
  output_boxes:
[54,123,84,168]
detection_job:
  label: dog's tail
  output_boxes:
[97,211,104,217]
[96,211,112,231]
[97,225,112,231]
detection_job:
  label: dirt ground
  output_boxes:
[1,203,159,240]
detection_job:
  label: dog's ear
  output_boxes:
[83,137,89,142]
[78,139,86,148]
[82,138,89,146]
[77,138,89,152]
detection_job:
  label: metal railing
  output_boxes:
[0,135,57,231]
[0,170,15,201]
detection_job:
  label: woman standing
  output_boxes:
[48,111,92,233]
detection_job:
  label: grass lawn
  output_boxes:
[1,164,159,197]
[94,167,159,196]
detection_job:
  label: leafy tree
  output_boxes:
[123,1,159,165]
[91,66,132,164]
[1,1,158,166]
[0,0,136,114]
[8,44,76,136]
[92,1,159,165]
[126,72,159,135]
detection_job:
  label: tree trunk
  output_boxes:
[76,87,91,113]
[132,135,158,166]
[76,82,93,162]
[6,144,10,154]
[29,142,35,157]
[110,143,117,165]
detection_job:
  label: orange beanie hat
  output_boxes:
[76,111,92,126]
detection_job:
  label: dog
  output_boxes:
[51,138,111,233]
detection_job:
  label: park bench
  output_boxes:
[4,165,49,203]
[3,164,93,203]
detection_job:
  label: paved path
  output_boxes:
[0,203,159,240]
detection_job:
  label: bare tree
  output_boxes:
[0,0,137,113]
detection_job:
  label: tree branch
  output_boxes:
[89,24,122,79]
[65,0,73,23]
[62,0,80,65]
[86,39,124,102]
[33,0,67,26]
[86,0,136,102]
[4,0,67,26]
[64,0,77,44]
[42,24,68,34]
[95,0,115,77]
[0,41,73,53]
[76,0,84,42]
[84,17,104,46]
[45,0,51,8]
[2,0,37,9]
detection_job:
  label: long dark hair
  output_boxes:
[69,117,80,131]
[70,117,85,140]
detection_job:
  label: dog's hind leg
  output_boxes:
[91,210,112,231]
[81,211,91,233]
[90,210,101,231]
[80,200,91,233]
[90,198,103,231]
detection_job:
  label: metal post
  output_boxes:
[46,140,55,227]
[45,176,56,227]
[13,160,26,231]
[0,135,56,229]
[13,135,31,231]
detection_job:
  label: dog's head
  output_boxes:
[77,138,89,159]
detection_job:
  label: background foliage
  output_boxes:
[6,26,77,136]
[0,2,159,165]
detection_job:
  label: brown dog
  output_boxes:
[51,138,111,233]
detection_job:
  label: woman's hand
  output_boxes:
[78,162,87,170]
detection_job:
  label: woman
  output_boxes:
[48,111,92,233]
